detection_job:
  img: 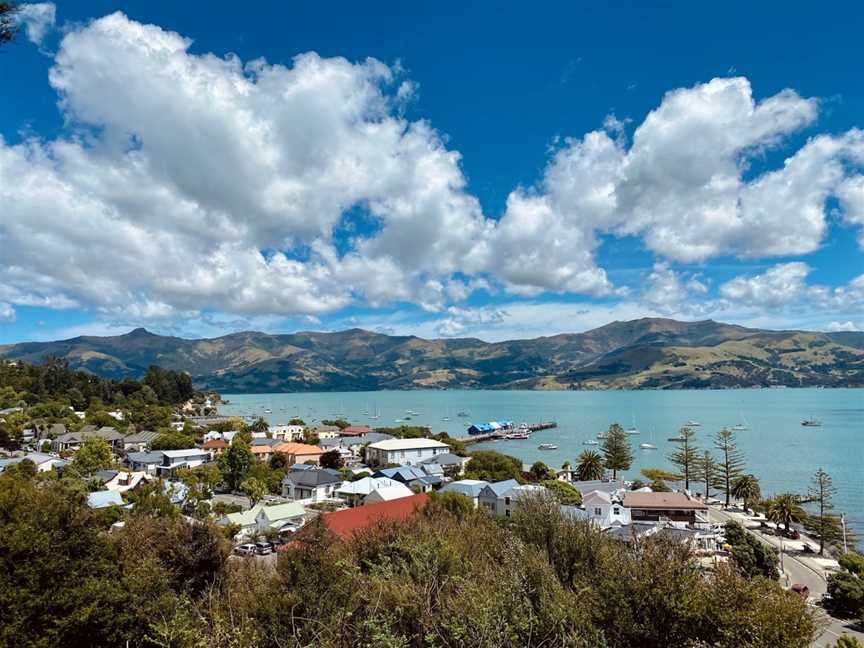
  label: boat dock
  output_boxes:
[457,421,557,445]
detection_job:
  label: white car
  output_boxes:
[234,543,256,556]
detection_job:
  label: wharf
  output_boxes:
[457,421,557,445]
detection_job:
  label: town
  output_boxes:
[0,359,861,647]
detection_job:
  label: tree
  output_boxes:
[713,428,745,507]
[319,449,343,470]
[766,493,806,536]
[541,479,582,505]
[697,451,717,500]
[464,450,523,482]
[529,461,555,482]
[150,432,195,450]
[219,438,253,492]
[601,423,632,479]
[667,426,698,490]
[731,474,761,512]
[288,418,306,426]
[803,468,844,556]
[826,569,864,620]
[1,4,19,47]
[427,491,474,521]
[724,520,779,580]
[574,450,605,481]
[830,637,864,648]
[249,417,269,433]
[240,477,266,505]
[71,437,113,476]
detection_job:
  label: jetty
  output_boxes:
[457,421,557,445]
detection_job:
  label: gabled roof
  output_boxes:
[321,493,429,539]
[202,439,229,450]
[583,490,613,504]
[570,479,626,496]
[337,476,400,496]
[367,438,448,451]
[480,479,520,498]
[283,467,343,487]
[366,483,414,502]
[420,452,465,466]
[127,451,165,464]
[251,438,281,447]
[223,502,305,527]
[94,426,124,441]
[274,442,325,456]
[374,466,429,482]
[251,445,274,455]
[441,479,489,498]
[341,425,373,436]
[623,491,708,511]
[123,430,160,444]
[161,448,208,458]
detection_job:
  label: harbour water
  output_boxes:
[221,388,864,542]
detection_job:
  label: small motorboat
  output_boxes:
[639,443,657,450]
[667,436,686,442]
[582,439,599,446]
[686,420,701,427]
[506,432,530,440]
[538,443,558,450]
[801,417,822,427]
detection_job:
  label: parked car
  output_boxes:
[234,543,256,556]
[790,583,810,599]
[255,541,273,555]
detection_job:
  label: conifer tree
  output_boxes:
[803,468,845,556]
[713,428,745,507]
[601,423,633,480]
[668,426,699,490]
[697,450,717,500]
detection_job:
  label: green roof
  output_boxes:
[222,502,305,527]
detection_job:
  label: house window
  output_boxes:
[613,507,620,515]
[594,507,602,516]
[505,509,511,517]
[505,496,511,505]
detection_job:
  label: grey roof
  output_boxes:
[127,451,165,465]
[420,452,465,466]
[93,427,124,441]
[319,432,394,448]
[79,425,98,435]
[441,479,489,498]
[282,467,343,487]
[123,430,160,444]
[87,490,125,509]
[374,466,429,482]
[605,523,657,542]
[35,423,67,438]
[55,432,85,444]
[250,438,281,447]
[560,505,592,521]
[94,470,119,483]
[481,479,521,498]
[571,479,626,495]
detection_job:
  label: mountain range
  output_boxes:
[1,318,862,391]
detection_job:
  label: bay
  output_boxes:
[221,388,864,543]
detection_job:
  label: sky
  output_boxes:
[1,1,863,344]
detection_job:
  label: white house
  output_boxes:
[219,502,306,539]
[281,467,344,502]
[478,480,545,518]
[365,438,449,467]
[157,448,209,475]
[336,476,403,507]
[583,490,631,528]
[364,482,414,504]
[270,425,306,442]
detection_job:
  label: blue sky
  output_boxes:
[1,1,862,343]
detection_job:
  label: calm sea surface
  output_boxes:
[221,388,864,542]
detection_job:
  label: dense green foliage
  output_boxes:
[574,449,605,481]
[541,479,583,505]
[0,469,819,647]
[826,552,864,621]
[723,520,779,580]
[464,450,523,482]
[601,423,632,479]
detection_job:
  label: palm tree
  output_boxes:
[766,493,806,536]
[575,450,605,482]
[731,474,761,512]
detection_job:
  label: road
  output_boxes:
[709,507,864,646]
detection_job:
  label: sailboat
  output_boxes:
[442,407,451,422]
[369,404,380,420]
[639,428,657,450]
[731,412,748,431]
[626,414,640,435]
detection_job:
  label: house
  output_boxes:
[87,490,125,509]
[336,476,404,507]
[220,502,306,539]
[319,493,429,540]
[570,479,627,497]
[269,425,305,442]
[32,423,67,441]
[310,424,341,438]
[373,465,442,492]
[622,491,709,526]
[281,467,344,502]
[583,490,631,528]
[365,438,449,467]
[122,430,160,453]
[104,470,152,493]
[127,451,165,475]
[53,431,87,453]
[0,452,64,473]
[320,432,394,454]
[420,452,469,476]
[157,448,209,476]
[364,482,415,504]
[478,480,544,518]
[274,442,325,466]
[201,438,229,457]
[250,438,282,462]
[92,427,126,451]
[341,425,372,437]
[440,479,489,507]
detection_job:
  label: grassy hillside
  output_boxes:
[1,319,862,391]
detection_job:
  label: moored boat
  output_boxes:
[538,443,558,450]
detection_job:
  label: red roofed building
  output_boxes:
[341,425,373,437]
[201,438,229,457]
[321,493,429,539]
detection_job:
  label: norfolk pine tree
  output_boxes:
[601,423,633,480]
[698,450,718,500]
[668,426,698,490]
[803,468,845,556]
[714,428,745,507]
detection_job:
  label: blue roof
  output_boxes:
[374,466,428,482]
[483,479,520,497]
[127,451,164,464]
[441,480,489,497]
[87,490,125,509]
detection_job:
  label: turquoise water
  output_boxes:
[221,388,864,542]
